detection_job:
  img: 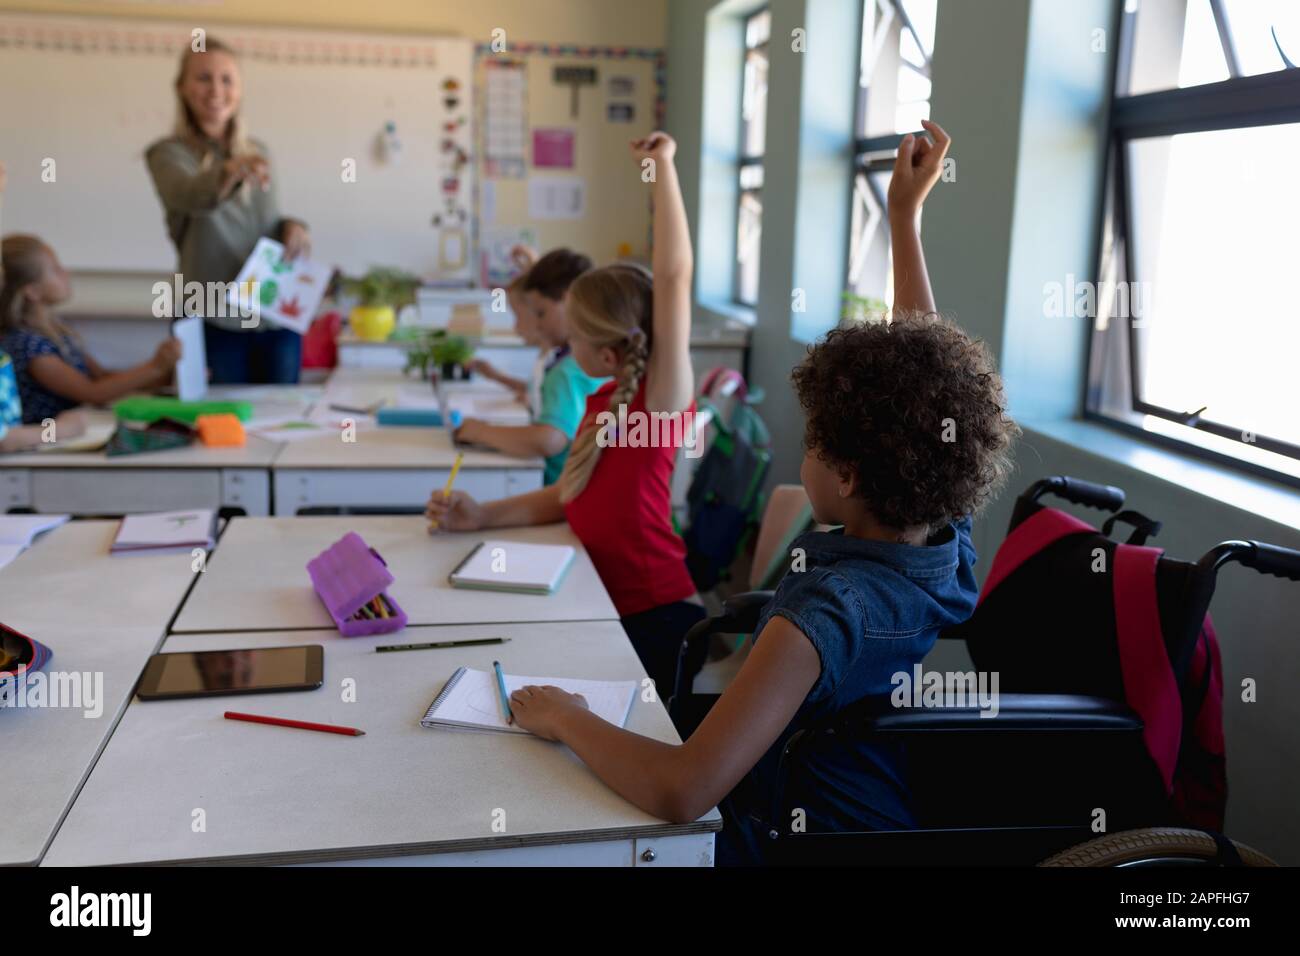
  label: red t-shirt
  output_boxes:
[563,380,697,617]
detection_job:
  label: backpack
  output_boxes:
[682,368,771,592]
[948,502,1227,830]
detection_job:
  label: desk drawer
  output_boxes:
[31,468,222,515]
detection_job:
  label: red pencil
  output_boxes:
[224,711,365,737]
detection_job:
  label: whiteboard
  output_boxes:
[0,14,475,281]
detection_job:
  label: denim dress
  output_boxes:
[718,518,979,865]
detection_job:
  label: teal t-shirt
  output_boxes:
[0,352,23,442]
[534,353,608,485]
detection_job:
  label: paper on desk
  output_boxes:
[172,316,208,402]
[0,514,69,547]
[250,421,330,443]
[33,422,116,453]
[0,543,26,572]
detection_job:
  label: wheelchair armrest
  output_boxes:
[768,695,1143,828]
[717,590,776,632]
[834,694,1143,734]
[669,591,774,720]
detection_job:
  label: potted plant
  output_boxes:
[403,329,475,382]
[340,267,420,342]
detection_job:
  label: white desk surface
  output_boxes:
[0,520,198,633]
[271,422,540,470]
[43,623,720,866]
[0,383,321,470]
[171,516,619,633]
[0,409,283,469]
[0,522,199,866]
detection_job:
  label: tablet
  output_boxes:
[136,645,324,701]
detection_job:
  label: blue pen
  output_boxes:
[492,660,513,724]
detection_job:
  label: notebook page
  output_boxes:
[0,514,70,547]
[424,668,637,733]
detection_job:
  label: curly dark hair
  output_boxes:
[791,314,1019,530]
[522,248,593,301]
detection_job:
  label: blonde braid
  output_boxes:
[559,331,648,504]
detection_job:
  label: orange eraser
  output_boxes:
[196,413,246,447]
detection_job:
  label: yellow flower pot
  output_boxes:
[350,305,396,342]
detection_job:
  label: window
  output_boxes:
[735,8,770,307]
[845,0,937,317]
[1089,0,1300,478]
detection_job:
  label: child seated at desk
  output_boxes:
[428,131,705,697]
[0,235,181,423]
[466,247,547,410]
[452,247,608,485]
[0,165,86,450]
[498,122,1019,864]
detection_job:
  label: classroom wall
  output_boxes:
[0,0,667,323]
[668,0,1300,863]
[0,1,666,47]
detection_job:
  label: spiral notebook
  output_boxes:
[447,541,575,594]
[421,666,637,734]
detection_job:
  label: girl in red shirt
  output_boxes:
[426,131,704,699]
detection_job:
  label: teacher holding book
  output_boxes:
[146,37,312,384]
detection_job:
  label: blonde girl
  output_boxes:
[427,131,703,694]
[0,235,179,423]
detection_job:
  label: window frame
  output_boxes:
[1087,0,1300,479]
[845,0,936,312]
[733,7,770,308]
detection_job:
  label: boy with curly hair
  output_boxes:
[499,121,1019,864]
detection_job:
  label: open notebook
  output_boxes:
[421,666,637,735]
[448,541,575,594]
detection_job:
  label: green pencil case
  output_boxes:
[114,397,254,426]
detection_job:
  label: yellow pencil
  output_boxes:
[429,452,465,531]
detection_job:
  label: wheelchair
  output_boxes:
[671,476,1299,866]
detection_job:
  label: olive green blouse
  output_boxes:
[145,135,289,331]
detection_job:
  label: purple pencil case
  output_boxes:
[306,532,408,637]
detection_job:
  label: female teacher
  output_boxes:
[145,38,311,384]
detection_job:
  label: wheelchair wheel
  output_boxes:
[1039,828,1276,867]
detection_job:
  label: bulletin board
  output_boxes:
[473,41,665,283]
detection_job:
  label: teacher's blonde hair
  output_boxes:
[172,37,258,201]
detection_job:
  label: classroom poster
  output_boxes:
[528,178,586,220]
[484,59,527,179]
[480,226,539,288]
[532,128,576,169]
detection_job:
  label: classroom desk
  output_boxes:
[271,425,543,516]
[171,515,618,633]
[0,382,322,517]
[42,623,721,866]
[0,522,200,866]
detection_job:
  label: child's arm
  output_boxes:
[886,119,951,317]
[633,133,695,416]
[425,483,566,531]
[28,339,179,407]
[453,419,567,460]
[0,410,86,452]
[509,615,821,823]
[464,359,529,397]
